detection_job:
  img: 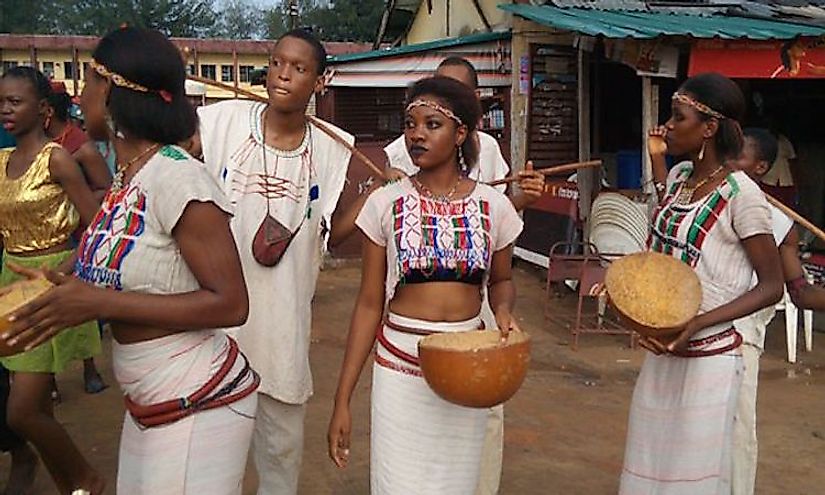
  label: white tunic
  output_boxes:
[198,100,353,403]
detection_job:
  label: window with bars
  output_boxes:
[2,61,19,75]
[221,65,234,82]
[200,64,216,80]
[333,87,405,140]
[41,61,55,78]
[239,65,254,83]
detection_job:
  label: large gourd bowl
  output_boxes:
[418,330,530,408]
[0,279,53,357]
[605,251,702,340]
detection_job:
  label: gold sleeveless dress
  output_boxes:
[0,143,100,373]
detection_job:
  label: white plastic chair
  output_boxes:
[781,284,814,364]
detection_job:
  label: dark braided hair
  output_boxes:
[407,76,482,170]
[47,91,72,122]
[93,26,197,144]
[680,73,745,161]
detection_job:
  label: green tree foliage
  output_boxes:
[216,0,266,40]
[265,0,387,42]
[2,0,219,37]
[0,0,49,34]
[1,0,392,42]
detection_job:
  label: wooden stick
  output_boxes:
[766,194,825,244]
[486,160,602,187]
[188,74,267,102]
[187,75,387,180]
[306,116,386,178]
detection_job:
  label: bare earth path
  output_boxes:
[3,263,824,494]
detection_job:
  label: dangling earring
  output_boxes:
[106,113,124,139]
[43,115,51,130]
[457,145,467,175]
[698,139,707,162]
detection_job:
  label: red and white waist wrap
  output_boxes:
[113,330,259,428]
[672,323,743,358]
[375,312,482,377]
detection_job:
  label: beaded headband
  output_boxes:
[406,99,463,126]
[89,59,173,104]
[672,92,726,120]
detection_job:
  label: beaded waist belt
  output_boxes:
[374,317,484,375]
[671,327,742,358]
[124,338,260,428]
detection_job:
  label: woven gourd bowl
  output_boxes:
[418,330,530,408]
[605,251,702,339]
[0,279,53,357]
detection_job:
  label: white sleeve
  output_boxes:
[318,136,353,251]
[731,173,773,240]
[479,133,510,193]
[197,103,224,181]
[492,192,524,251]
[151,156,232,235]
[355,190,388,247]
[384,135,418,175]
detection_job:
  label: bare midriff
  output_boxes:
[389,282,482,323]
[111,323,182,345]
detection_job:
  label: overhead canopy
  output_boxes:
[326,32,511,88]
[498,4,825,40]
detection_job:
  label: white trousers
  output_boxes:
[252,393,307,495]
[732,345,760,495]
[475,405,504,495]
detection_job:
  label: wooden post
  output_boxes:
[232,46,239,98]
[374,0,397,49]
[72,46,80,96]
[446,0,451,37]
[577,47,593,243]
[641,76,657,196]
[470,0,492,31]
[29,44,37,69]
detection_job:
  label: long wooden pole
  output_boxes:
[486,160,602,187]
[766,194,825,244]
[187,74,387,179]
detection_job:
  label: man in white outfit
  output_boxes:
[385,57,545,495]
[196,30,357,494]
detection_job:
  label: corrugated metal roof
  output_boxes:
[499,3,825,39]
[548,0,728,15]
[328,31,510,64]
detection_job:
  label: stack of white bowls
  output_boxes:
[590,193,650,255]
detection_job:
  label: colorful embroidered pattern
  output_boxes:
[648,166,738,267]
[74,183,147,290]
[392,193,493,284]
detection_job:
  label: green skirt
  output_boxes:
[0,250,101,373]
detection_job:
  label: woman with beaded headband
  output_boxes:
[620,73,783,494]
[328,76,524,493]
[0,65,104,494]
[2,27,259,494]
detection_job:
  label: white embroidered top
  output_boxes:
[198,100,353,403]
[648,162,773,347]
[74,145,231,294]
[356,178,523,304]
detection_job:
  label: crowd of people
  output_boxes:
[0,25,822,495]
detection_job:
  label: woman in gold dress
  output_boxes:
[0,67,104,493]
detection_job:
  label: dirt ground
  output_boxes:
[2,262,824,494]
